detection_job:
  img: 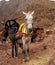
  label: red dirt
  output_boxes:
[0,32,55,65]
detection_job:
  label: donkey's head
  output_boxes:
[22,11,34,29]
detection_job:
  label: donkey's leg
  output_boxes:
[22,37,31,61]
[15,42,18,57]
[26,37,31,55]
[11,43,15,58]
[22,36,27,58]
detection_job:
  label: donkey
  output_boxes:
[18,11,34,61]
[1,20,21,58]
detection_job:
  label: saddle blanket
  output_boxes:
[16,31,31,37]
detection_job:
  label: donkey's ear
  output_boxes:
[28,11,31,14]
[22,11,27,15]
[31,11,34,15]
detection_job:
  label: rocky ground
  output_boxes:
[0,0,55,65]
[0,31,55,65]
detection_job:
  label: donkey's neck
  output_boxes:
[26,20,33,24]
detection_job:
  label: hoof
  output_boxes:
[23,57,30,62]
[25,57,30,61]
[22,59,25,62]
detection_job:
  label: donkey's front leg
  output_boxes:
[22,36,28,59]
[26,37,31,55]
[22,36,31,61]
[25,37,31,61]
